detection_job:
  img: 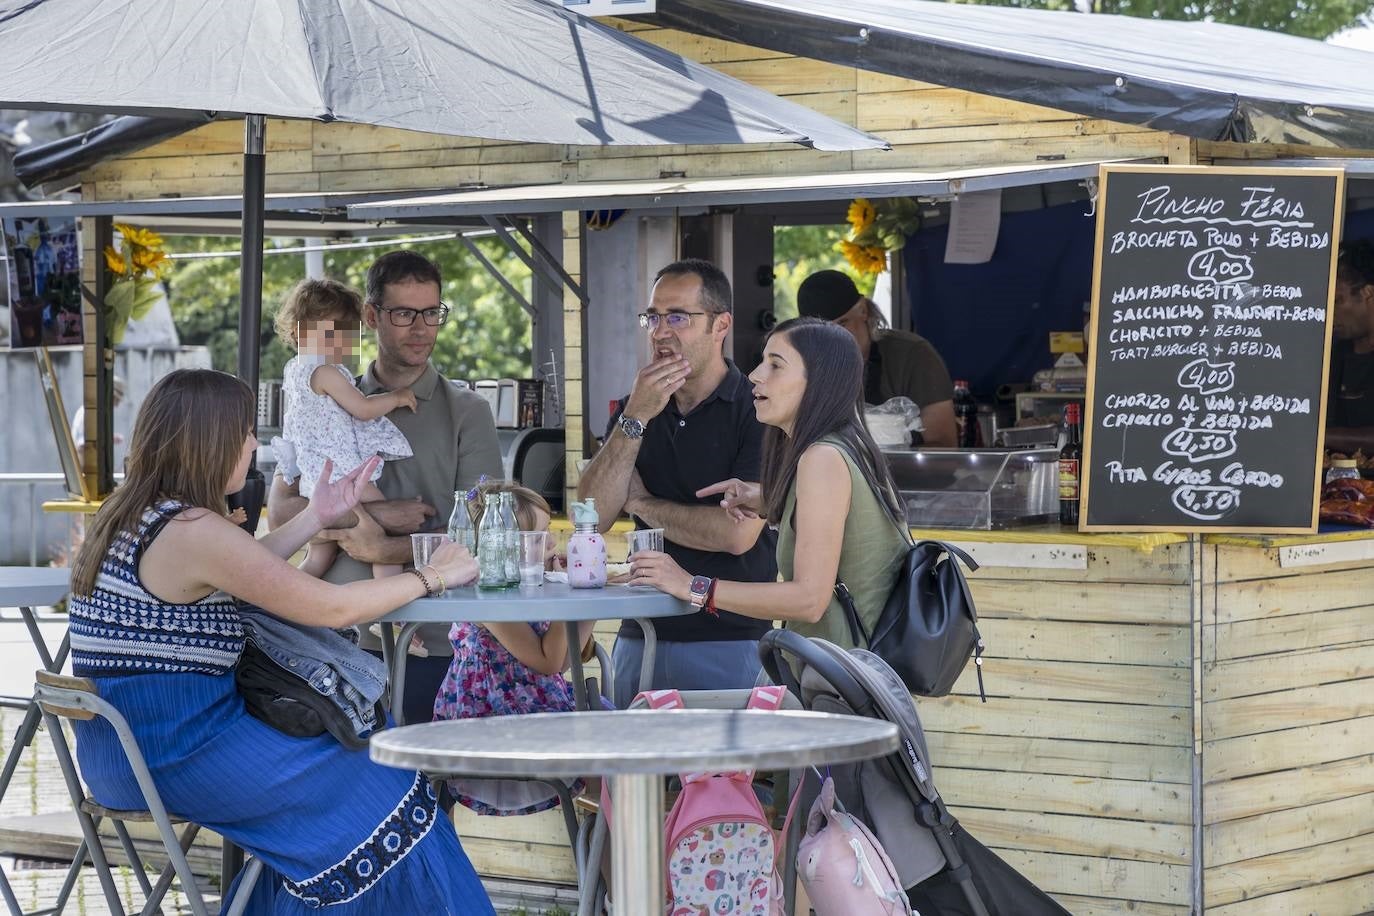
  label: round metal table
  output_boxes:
[372,708,899,916]
[380,583,692,717]
[0,566,72,915]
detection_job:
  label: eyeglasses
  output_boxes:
[638,311,709,330]
[376,303,451,327]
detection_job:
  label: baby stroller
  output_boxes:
[760,629,1070,916]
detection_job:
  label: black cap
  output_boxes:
[796,270,862,322]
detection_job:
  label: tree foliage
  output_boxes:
[950,0,1374,39]
[164,234,533,384]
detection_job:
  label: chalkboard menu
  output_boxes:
[1081,165,1345,532]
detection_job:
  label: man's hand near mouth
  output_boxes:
[623,354,691,422]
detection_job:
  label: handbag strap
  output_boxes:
[833,580,870,648]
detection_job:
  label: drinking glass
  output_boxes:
[411,533,449,584]
[627,528,664,558]
[518,531,549,587]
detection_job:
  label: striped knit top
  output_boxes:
[69,500,245,677]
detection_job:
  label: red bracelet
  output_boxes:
[704,577,719,617]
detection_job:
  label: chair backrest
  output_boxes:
[34,669,99,721]
[510,427,565,512]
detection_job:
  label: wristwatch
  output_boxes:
[618,414,646,440]
[688,575,713,609]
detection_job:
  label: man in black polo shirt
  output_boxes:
[1327,239,1374,454]
[578,258,776,707]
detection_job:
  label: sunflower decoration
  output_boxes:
[840,197,921,274]
[103,223,171,344]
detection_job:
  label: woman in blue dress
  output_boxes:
[67,368,495,914]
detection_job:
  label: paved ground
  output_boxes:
[0,608,574,916]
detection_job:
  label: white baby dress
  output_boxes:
[278,356,413,497]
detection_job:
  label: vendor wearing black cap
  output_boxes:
[1326,239,1374,454]
[797,269,957,447]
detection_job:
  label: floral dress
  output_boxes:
[433,621,579,815]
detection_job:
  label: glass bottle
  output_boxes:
[1058,403,1083,526]
[1326,458,1360,484]
[953,380,980,448]
[446,488,476,554]
[566,499,607,589]
[477,492,506,589]
[498,491,520,586]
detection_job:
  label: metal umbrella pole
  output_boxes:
[226,114,268,533]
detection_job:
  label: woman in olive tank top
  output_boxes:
[630,317,908,649]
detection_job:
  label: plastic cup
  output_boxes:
[411,533,448,572]
[627,528,664,558]
[519,531,549,587]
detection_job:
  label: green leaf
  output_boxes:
[129,280,162,321]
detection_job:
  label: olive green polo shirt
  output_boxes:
[327,361,503,655]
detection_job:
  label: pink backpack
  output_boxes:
[639,686,797,916]
[796,776,913,916]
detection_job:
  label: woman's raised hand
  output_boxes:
[695,478,763,522]
[308,456,382,527]
[426,540,478,589]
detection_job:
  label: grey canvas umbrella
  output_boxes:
[0,0,887,390]
[0,0,885,532]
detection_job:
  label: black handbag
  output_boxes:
[835,539,986,701]
[234,641,385,750]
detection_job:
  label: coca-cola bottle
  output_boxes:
[953,380,980,448]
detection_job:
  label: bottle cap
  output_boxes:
[1333,458,1358,468]
[954,380,969,388]
[1065,403,1081,421]
[571,498,599,527]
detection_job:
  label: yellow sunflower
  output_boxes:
[131,247,168,274]
[114,223,163,250]
[847,197,876,233]
[103,246,128,276]
[838,239,883,274]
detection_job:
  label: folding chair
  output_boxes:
[32,670,264,916]
[573,687,806,916]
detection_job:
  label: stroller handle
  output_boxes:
[758,629,876,716]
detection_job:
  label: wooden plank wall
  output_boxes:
[927,544,1196,914]
[1200,545,1374,915]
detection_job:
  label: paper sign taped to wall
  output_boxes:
[944,189,1002,265]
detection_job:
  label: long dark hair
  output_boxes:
[71,369,255,597]
[759,317,904,526]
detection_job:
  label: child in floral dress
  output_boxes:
[432,481,599,815]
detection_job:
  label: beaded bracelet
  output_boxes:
[409,566,437,597]
[424,564,447,594]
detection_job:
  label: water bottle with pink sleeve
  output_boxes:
[566,499,607,589]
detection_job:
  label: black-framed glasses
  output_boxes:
[376,303,451,327]
[638,311,708,330]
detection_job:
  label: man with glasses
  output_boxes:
[579,258,776,706]
[268,250,503,723]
